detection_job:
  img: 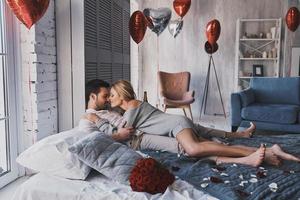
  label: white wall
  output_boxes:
[20,0,57,146]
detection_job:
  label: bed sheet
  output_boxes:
[12,171,217,200]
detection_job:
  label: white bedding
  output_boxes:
[12,171,217,200]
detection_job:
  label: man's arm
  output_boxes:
[85,113,135,141]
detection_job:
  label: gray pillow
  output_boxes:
[68,131,142,184]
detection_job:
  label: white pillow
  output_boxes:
[16,128,91,180]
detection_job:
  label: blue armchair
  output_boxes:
[231,77,300,133]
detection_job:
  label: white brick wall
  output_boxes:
[20,0,57,146]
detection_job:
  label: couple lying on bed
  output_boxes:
[80,79,300,168]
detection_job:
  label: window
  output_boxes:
[0,0,20,188]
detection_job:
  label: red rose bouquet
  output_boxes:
[129,158,175,194]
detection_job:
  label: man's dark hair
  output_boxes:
[85,79,110,108]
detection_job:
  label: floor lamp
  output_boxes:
[199,54,226,119]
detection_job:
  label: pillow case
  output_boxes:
[68,131,143,184]
[16,128,91,180]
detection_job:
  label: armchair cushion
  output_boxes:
[241,103,300,124]
[239,88,255,107]
[163,96,195,107]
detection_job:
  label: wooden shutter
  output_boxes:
[84,0,130,84]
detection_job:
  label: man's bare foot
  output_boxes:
[271,144,300,162]
[234,122,256,138]
[265,148,282,166]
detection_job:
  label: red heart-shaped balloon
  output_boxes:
[286,7,300,32]
[173,0,191,18]
[6,0,50,29]
[206,19,221,45]
[129,11,147,44]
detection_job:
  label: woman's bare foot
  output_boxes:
[270,144,300,162]
[265,148,282,166]
[234,122,256,138]
[216,144,265,167]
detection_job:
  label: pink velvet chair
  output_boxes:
[158,71,195,121]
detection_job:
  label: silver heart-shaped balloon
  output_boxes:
[168,19,183,38]
[143,8,172,36]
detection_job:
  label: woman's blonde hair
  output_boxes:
[111,80,136,101]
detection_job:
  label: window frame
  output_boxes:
[0,0,23,189]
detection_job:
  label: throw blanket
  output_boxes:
[142,134,300,200]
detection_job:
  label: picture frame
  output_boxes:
[253,65,264,77]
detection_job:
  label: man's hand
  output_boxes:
[83,113,100,123]
[113,127,135,141]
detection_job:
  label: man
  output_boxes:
[79,79,182,154]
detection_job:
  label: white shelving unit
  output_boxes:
[234,18,282,90]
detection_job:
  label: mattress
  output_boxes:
[12,171,217,200]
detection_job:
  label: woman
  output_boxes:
[107,80,300,167]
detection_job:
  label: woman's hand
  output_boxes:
[113,127,135,141]
[83,113,100,123]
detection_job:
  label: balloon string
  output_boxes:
[156,35,160,108]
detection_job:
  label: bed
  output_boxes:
[13,128,300,200]
[12,171,216,200]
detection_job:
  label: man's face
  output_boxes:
[91,87,110,110]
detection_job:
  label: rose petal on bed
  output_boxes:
[216,166,226,171]
[236,189,250,197]
[269,182,278,192]
[239,175,244,180]
[210,176,223,183]
[211,168,219,172]
[201,183,209,188]
[259,167,265,170]
[249,178,258,183]
[220,173,229,177]
[256,171,267,178]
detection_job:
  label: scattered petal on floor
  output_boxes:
[224,180,230,184]
[232,164,237,167]
[250,174,257,178]
[239,175,244,180]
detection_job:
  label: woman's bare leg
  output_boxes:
[215,144,265,167]
[233,145,281,166]
[176,129,256,157]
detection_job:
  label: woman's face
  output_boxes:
[109,87,123,107]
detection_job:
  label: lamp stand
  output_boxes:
[200,55,226,119]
